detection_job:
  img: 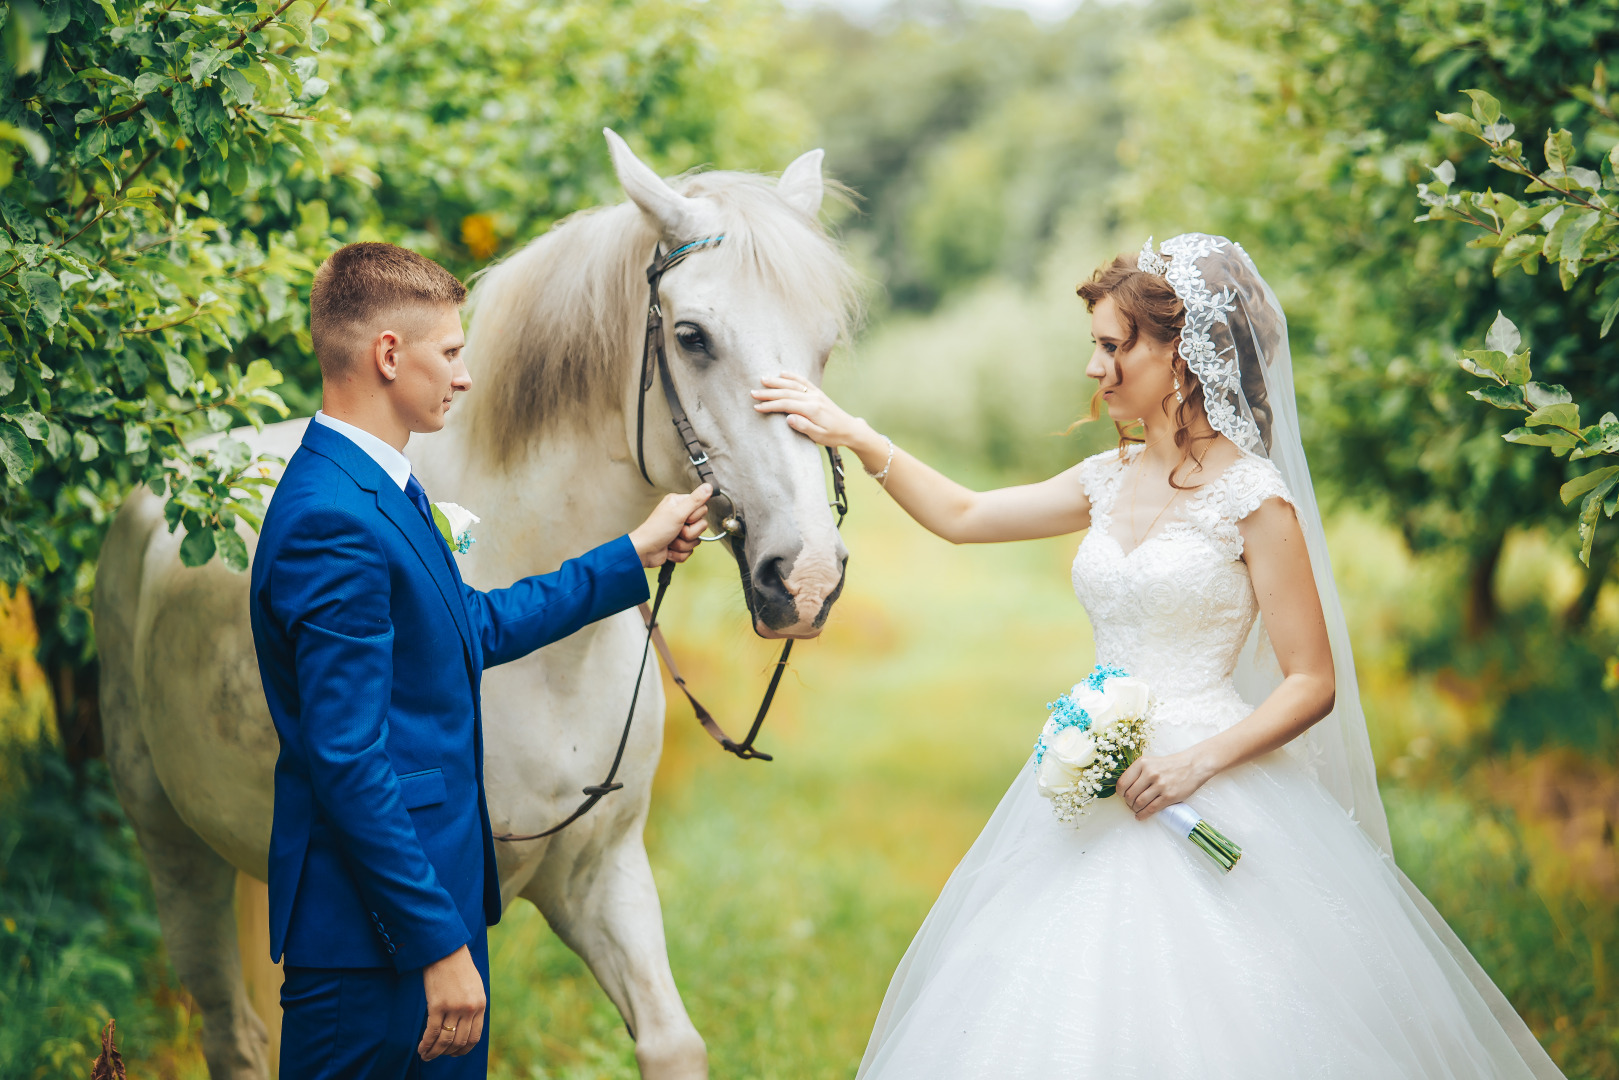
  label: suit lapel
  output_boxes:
[374,486,476,652]
[301,422,476,662]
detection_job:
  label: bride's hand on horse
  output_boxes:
[1116,750,1215,821]
[630,484,712,567]
[752,374,890,475]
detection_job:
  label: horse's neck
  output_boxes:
[413,419,651,584]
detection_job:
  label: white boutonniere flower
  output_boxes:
[430,502,480,554]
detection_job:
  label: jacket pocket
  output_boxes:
[396,768,447,810]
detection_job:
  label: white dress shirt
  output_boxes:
[312,411,412,492]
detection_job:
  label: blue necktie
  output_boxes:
[404,475,435,530]
[404,475,456,566]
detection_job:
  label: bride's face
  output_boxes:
[1084,295,1178,426]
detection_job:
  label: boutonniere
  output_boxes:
[431,502,480,554]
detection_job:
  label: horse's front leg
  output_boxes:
[522,829,708,1080]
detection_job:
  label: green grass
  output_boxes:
[486,489,1092,1079]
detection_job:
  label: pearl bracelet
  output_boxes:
[865,436,895,488]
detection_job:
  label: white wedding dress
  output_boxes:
[856,445,1564,1080]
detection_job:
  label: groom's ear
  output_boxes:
[603,128,705,240]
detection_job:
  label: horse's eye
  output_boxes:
[674,324,710,355]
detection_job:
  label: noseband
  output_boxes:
[494,236,848,843]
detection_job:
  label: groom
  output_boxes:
[250,242,711,1078]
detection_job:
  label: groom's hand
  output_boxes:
[630,484,713,567]
[419,944,486,1060]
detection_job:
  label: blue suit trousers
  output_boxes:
[278,928,490,1080]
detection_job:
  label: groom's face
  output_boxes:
[382,303,471,434]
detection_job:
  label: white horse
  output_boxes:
[93,131,859,1080]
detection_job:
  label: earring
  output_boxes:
[1173,373,1183,404]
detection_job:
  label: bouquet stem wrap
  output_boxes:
[1157,802,1243,873]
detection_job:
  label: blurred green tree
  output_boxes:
[0,0,369,751]
[1121,0,1619,637]
[329,0,813,279]
[780,3,1128,310]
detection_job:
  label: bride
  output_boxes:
[751,234,1565,1079]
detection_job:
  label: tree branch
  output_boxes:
[95,0,304,128]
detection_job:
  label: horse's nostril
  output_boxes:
[754,556,791,602]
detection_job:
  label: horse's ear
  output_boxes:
[604,128,702,240]
[777,148,825,220]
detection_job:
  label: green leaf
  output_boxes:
[1559,209,1601,266]
[281,0,314,41]
[6,409,48,440]
[0,425,34,484]
[1484,311,1521,354]
[19,270,61,325]
[1525,382,1573,409]
[45,422,70,461]
[189,47,227,83]
[1602,290,1619,338]
[1503,428,1581,449]
[164,351,196,393]
[216,437,251,471]
[1561,464,1619,504]
[240,358,284,392]
[1498,203,1557,242]
[1468,384,1527,410]
[1437,112,1482,138]
[1,198,37,242]
[1545,128,1576,173]
[218,66,254,106]
[1459,348,1509,379]
[1464,89,1501,127]
[430,504,456,547]
[1579,483,1615,565]
[1526,402,1581,429]
[179,526,217,567]
[216,527,249,571]
[75,431,99,462]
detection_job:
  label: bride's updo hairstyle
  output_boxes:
[1076,252,1277,485]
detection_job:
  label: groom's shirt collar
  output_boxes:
[312,411,412,491]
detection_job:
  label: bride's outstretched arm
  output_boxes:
[1117,497,1336,820]
[752,374,1091,543]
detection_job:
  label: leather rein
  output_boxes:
[495,236,847,842]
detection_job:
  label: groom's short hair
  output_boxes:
[310,242,467,376]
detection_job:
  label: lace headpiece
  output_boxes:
[1136,236,1169,277]
[1157,233,1264,454]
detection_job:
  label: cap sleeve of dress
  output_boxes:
[1187,453,1298,559]
[1078,448,1127,534]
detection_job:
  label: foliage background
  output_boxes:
[2,0,1617,1077]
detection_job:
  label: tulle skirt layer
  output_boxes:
[857,727,1559,1080]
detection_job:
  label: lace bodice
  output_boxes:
[1072,446,1296,738]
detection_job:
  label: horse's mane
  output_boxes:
[465,169,862,464]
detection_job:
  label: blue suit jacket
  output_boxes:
[249,421,649,971]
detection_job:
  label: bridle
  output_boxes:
[494,236,848,843]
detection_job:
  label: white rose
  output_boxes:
[1036,751,1081,797]
[434,501,481,538]
[1070,676,1150,733]
[1049,725,1098,768]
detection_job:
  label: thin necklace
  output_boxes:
[1127,445,1185,548]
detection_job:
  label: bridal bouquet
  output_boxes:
[1034,664,1243,873]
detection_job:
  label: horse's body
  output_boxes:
[94,133,857,1079]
